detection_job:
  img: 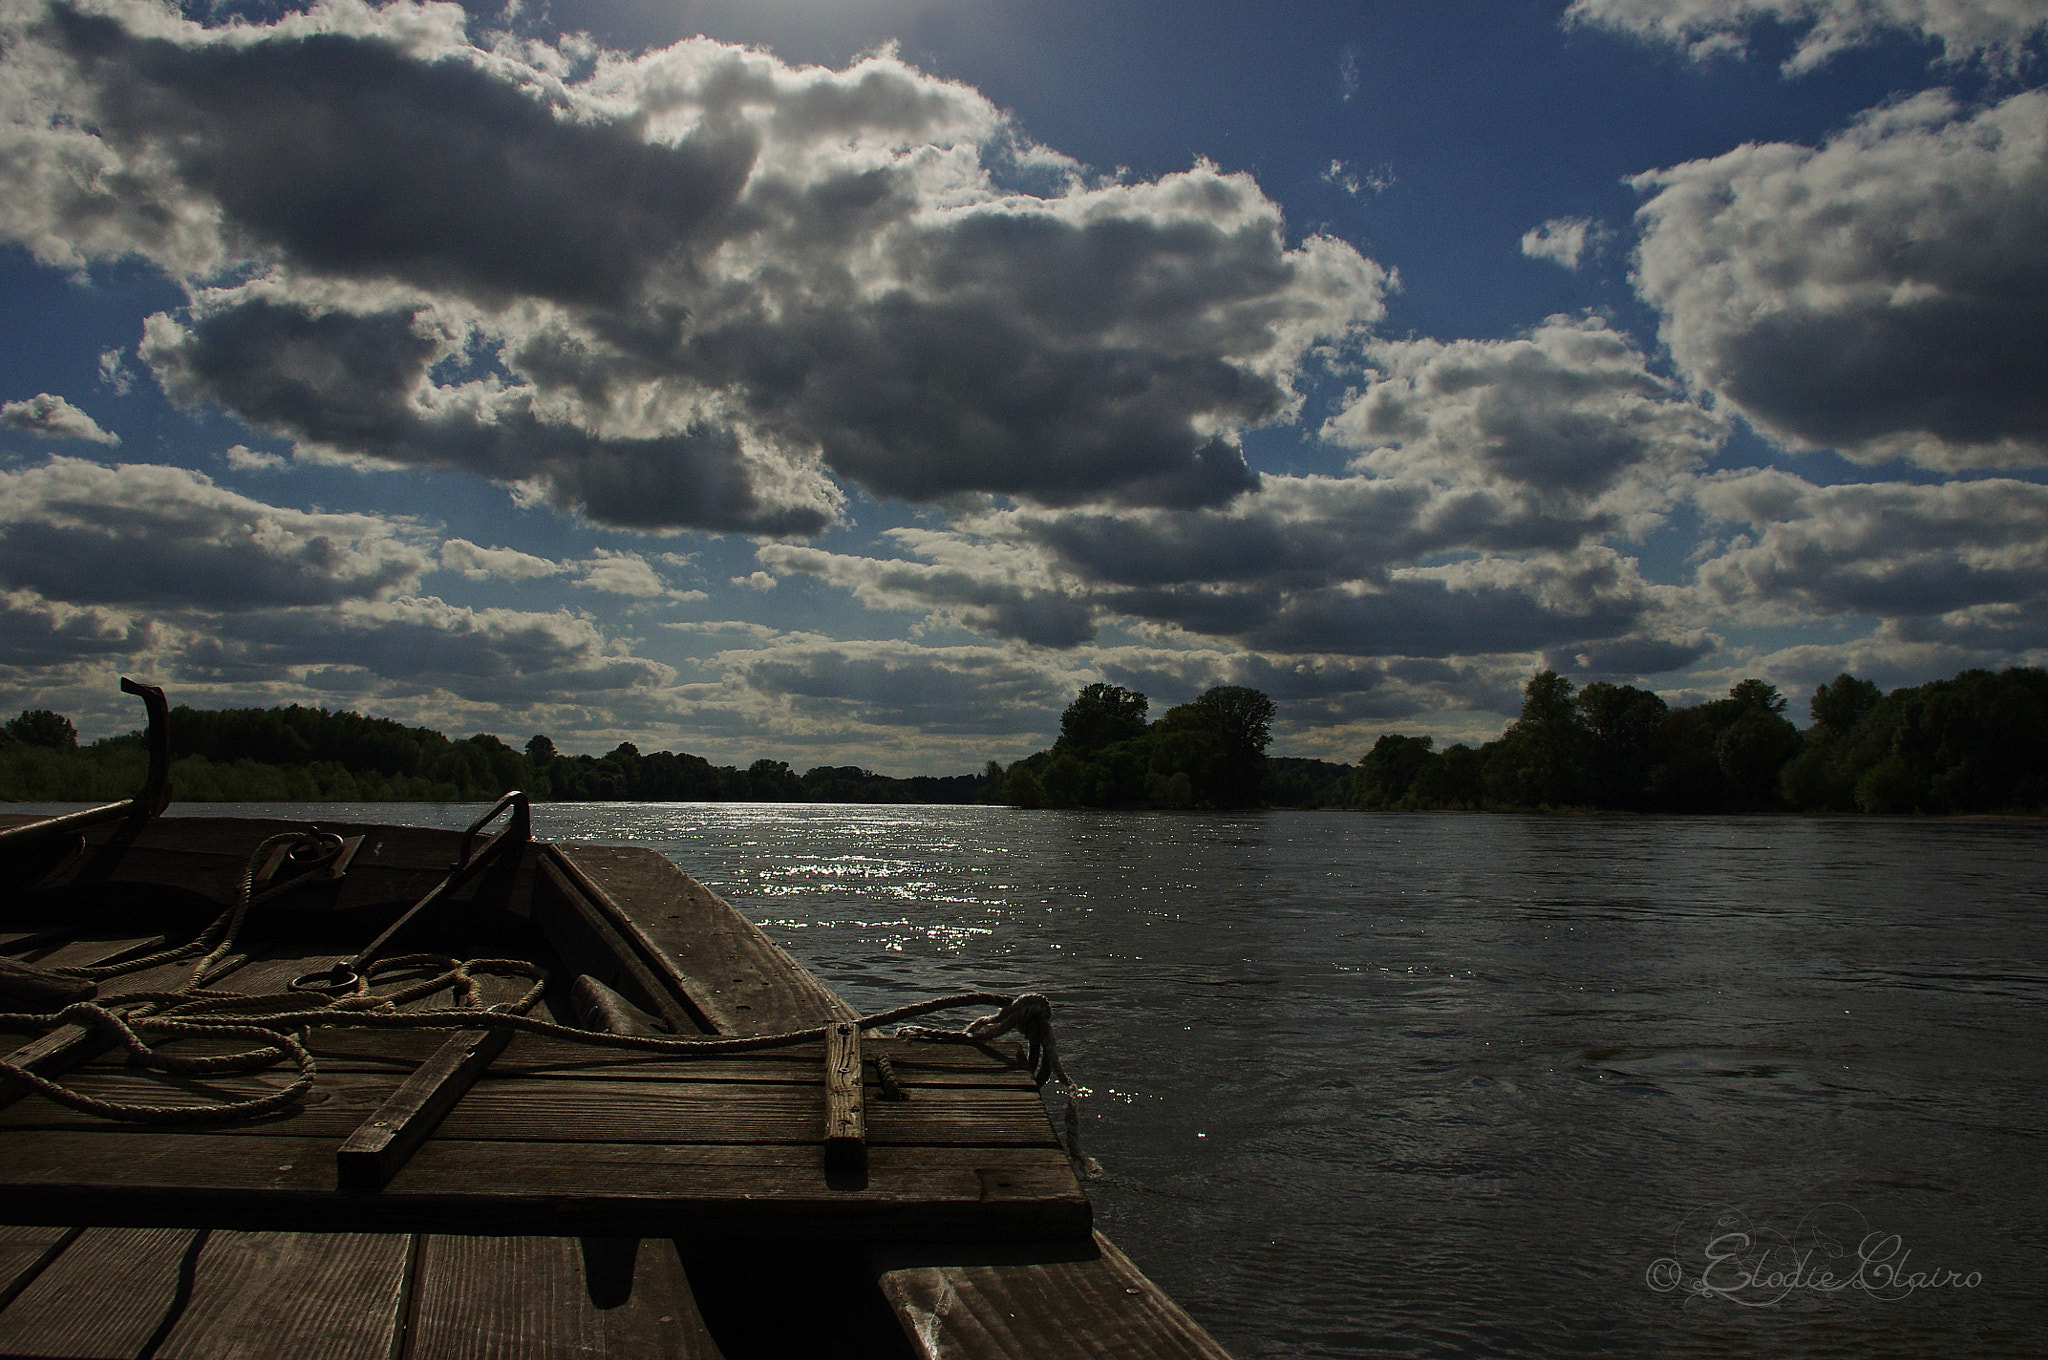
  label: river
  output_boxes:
[32,802,2048,1357]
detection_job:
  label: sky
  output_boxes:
[1,0,2044,775]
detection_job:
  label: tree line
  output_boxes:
[1354,666,2048,815]
[7,664,2044,814]
[0,703,985,805]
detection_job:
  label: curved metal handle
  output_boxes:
[458,790,531,869]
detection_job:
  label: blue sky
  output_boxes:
[2,0,2044,774]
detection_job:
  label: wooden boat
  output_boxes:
[0,682,1233,1359]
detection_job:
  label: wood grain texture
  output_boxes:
[0,1225,77,1314]
[337,1027,515,1190]
[153,1231,412,1360]
[0,1132,1090,1241]
[552,846,854,1035]
[2,1063,1061,1151]
[825,1021,867,1172]
[0,1227,196,1358]
[869,1232,1237,1360]
[407,1234,724,1360]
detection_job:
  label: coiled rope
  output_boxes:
[1,830,1088,1146]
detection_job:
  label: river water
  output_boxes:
[37,802,2048,1357]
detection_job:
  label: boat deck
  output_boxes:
[0,812,1234,1359]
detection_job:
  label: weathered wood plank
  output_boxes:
[152,1231,412,1360]
[825,1021,867,1172]
[0,1227,197,1358]
[337,1027,515,1190]
[553,846,854,1035]
[3,1065,1061,1149]
[869,1232,1237,1360]
[408,1235,724,1360]
[0,1134,1091,1241]
[0,1225,78,1314]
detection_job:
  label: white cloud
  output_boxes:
[1324,315,1724,537]
[1520,217,1597,269]
[1634,89,2048,470]
[97,349,134,396]
[222,444,287,471]
[439,538,564,581]
[1694,469,2048,624]
[732,570,778,590]
[570,548,707,601]
[1,392,118,444]
[1566,0,2048,73]
[3,1,1391,529]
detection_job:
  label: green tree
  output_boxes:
[1486,671,1589,807]
[1353,733,1436,808]
[5,710,77,749]
[1057,683,1150,753]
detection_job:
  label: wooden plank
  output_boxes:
[552,846,854,1035]
[0,1225,79,1313]
[3,1064,1062,1149]
[153,1231,412,1360]
[0,1134,1091,1242]
[825,1021,867,1173]
[0,1227,198,1358]
[337,1028,515,1191]
[869,1232,1237,1360]
[407,1235,725,1360]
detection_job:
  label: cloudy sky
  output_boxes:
[1,0,2044,773]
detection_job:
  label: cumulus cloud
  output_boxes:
[1695,468,2048,623]
[1566,0,2048,73]
[1633,90,2048,470]
[750,315,1723,675]
[439,537,563,581]
[1,392,118,444]
[222,444,286,471]
[0,456,432,609]
[1520,217,1598,269]
[2,0,1389,529]
[1325,316,1724,534]
[573,547,704,600]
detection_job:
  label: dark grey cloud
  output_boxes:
[0,456,431,610]
[5,3,1386,526]
[1635,90,2048,469]
[176,598,673,702]
[38,2,755,309]
[142,295,832,534]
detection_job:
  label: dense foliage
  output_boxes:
[0,702,988,805]
[1353,666,2048,814]
[989,684,1278,809]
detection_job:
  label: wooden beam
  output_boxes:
[824,1021,866,1173]
[335,1027,514,1192]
